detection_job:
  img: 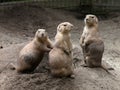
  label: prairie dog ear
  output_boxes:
[93,15,98,24]
[45,32,48,37]
[95,16,98,24]
[57,24,62,32]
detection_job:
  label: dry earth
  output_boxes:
[0,4,120,90]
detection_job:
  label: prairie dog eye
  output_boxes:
[63,24,67,26]
[86,18,89,21]
[37,30,40,33]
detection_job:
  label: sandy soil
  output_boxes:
[0,4,120,90]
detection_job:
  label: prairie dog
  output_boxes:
[54,22,73,52]
[80,14,100,48]
[49,22,74,77]
[80,14,110,71]
[12,29,53,73]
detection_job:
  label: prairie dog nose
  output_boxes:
[41,33,44,37]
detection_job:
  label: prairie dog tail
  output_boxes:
[0,62,13,73]
[101,65,114,75]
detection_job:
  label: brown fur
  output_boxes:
[80,14,105,68]
[12,29,53,73]
[49,22,74,77]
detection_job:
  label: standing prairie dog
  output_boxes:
[12,29,53,73]
[80,14,112,72]
[49,22,74,77]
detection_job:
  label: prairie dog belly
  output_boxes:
[49,48,72,69]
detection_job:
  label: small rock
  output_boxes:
[10,42,13,44]
[0,46,3,49]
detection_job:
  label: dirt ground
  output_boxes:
[0,4,120,90]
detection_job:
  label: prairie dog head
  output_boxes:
[57,22,73,34]
[35,29,48,40]
[84,14,98,26]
